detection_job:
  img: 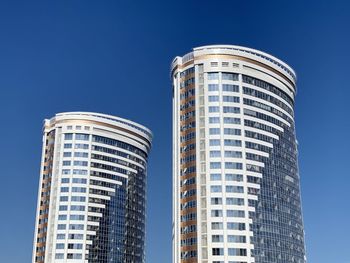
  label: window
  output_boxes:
[56,243,65,249]
[74,152,88,158]
[73,169,87,175]
[224,151,242,158]
[71,196,86,202]
[222,72,238,80]
[70,205,85,211]
[225,174,243,181]
[211,186,222,193]
[181,200,195,211]
[73,161,88,166]
[211,210,223,217]
[210,162,221,169]
[180,132,196,143]
[63,152,72,157]
[75,134,89,140]
[64,133,73,140]
[56,234,65,240]
[228,248,247,256]
[226,186,244,193]
[248,187,260,195]
[55,253,64,259]
[72,178,87,184]
[69,224,84,230]
[227,210,245,217]
[223,96,240,103]
[67,253,82,259]
[57,224,66,230]
[222,84,239,92]
[208,84,219,91]
[226,198,244,206]
[210,139,220,146]
[209,128,220,135]
[58,215,67,220]
[62,169,70,175]
[247,175,261,184]
[225,162,243,169]
[223,106,240,113]
[227,235,246,243]
[68,243,83,249]
[249,199,257,207]
[61,178,69,184]
[60,187,69,193]
[209,106,220,112]
[210,151,221,157]
[64,143,72,149]
[62,161,71,166]
[75,144,89,149]
[209,117,220,123]
[212,235,224,242]
[210,174,221,181]
[70,215,84,220]
[211,222,223,230]
[223,117,240,124]
[212,248,224,255]
[224,139,241,146]
[72,187,86,193]
[224,128,241,135]
[242,74,294,108]
[227,222,246,230]
[208,72,219,80]
[59,205,68,211]
[68,234,83,240]
[60,196,69,202]
[246,164,263,173]
[209,96,219,102]
[211,198,222,205]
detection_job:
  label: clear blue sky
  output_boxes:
[0,1,349,262]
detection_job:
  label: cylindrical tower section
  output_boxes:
[172,45,306,263]
[32,112,152,263]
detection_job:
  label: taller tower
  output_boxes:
[172,45,306,263]
[32,112,152,263]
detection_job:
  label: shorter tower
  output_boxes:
[32,112,152,263]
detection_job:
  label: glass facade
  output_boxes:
[87,135,147,262]
[244,78,305,262]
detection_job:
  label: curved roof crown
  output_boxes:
[172,44,296,83]
[46,111,153,143]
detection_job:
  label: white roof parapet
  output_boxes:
[171,44,296,84]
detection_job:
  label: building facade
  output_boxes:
[172,45,306,263]
[32,112,152,263]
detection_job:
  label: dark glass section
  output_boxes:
[92,135,148,159]
[88,136,147,263]
[124,164,146,263]
[87,180,127,263]
[247,110,306,262]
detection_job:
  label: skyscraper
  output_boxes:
[172,45,306,263]
[32,112,152,263]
